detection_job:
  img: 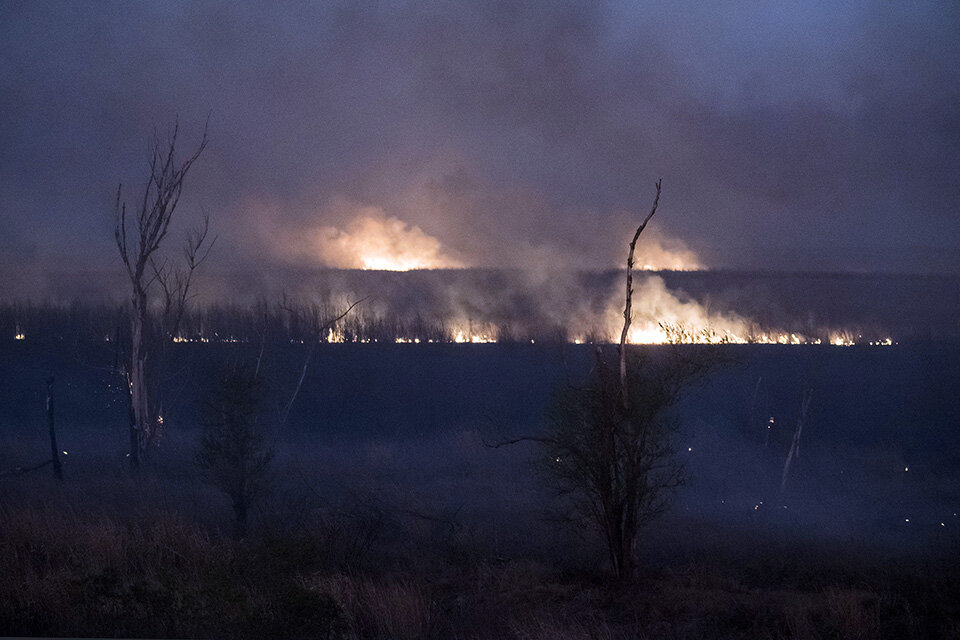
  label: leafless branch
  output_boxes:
[154,213,216,340]
[482,434,554,449]
[619,178,662,408]
[277,297,368,432]
[113,115,209,466]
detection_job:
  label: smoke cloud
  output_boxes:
[629,228,702,271]
[278,208,463,271]
[2,3,958,278]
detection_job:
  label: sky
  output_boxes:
[1,0,959,285]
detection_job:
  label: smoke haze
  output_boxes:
[2,1,959,279]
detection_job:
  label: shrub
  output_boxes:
[196,365,273,537]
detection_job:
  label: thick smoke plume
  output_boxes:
[3,265,957,345]
[290,210,464,271]
[624,228,702,272]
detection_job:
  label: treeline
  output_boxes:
[0,300,579,345]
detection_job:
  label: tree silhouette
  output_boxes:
[196,366,273,538]
[114,117,211,465]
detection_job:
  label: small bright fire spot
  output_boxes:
[453,330,496,344]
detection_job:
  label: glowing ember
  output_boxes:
[163,325,895,347]
[830,333,856,346]
[173,335,244,343]
[453,329,496,344]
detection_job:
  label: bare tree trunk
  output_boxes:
[127,383,139,468]
[254,311,267,379]
[46,376,62,481]
[277,298,366,433]
[115,117,209,467]
[112,325,121,372]
[129,290,149,466]
[750,375,762,432]
[607,180,662,579]
[781,389,812,492]
[619,179,662,409]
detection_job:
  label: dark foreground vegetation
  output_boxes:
[2,341,960,638]
[2,457,959,640]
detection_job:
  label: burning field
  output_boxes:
[5,268,957,348]
[0,70,956,640]
[5,1,960,635]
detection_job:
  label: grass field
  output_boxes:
[2,341,959,637]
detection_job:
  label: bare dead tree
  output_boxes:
[152,213,216,341]
[277,297,366,432]
[0,376,64,481]
[46,376,62,480]
[115,117,209,467]
[619,178,661,409]
[781,389,812,492]
[254,307,269,379]
[487,180,719,579]
[149,215,216,436]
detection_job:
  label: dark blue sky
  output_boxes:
[2,1,959,283]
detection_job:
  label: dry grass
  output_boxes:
[0,499,343,638]
[315,573,437,639]
[1,460,958,639]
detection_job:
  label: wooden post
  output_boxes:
[46,376,63,481]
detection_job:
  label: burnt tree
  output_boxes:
[115,117,210,466]
[46,376,62,480]
[489,180,717,579]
